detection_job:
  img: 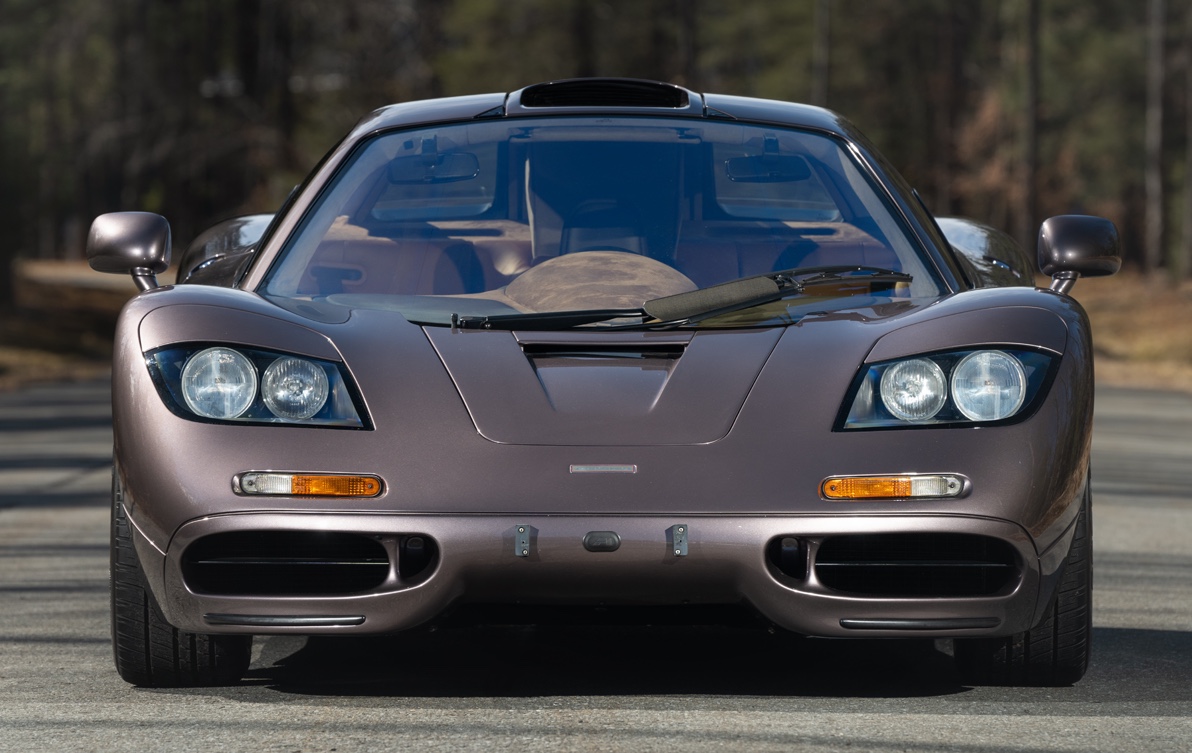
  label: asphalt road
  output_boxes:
[1,378,1190,752]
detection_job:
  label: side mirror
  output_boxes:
[1037,215,1121,295]
[87,212,172,291]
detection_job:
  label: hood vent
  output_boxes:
[520,341,686,360]
[518,78,690,109]
[424,326,782,446]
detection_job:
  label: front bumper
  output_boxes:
[137,509,1063,640]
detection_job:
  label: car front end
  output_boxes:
[92,78,1118,687]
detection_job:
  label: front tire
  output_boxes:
[954,478,1092,686]
[110,468,252,687]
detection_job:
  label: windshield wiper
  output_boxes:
[449,265,911,331]
[642,265,912,325]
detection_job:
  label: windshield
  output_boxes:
[262,117,945,327]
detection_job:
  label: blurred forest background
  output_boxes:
[1,0,1190,291]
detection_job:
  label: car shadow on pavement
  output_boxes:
[211,624,1192,701]
[242,624,967,699]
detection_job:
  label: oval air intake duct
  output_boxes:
[518,78,690,109]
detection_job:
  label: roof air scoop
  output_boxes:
[507,78,701,115]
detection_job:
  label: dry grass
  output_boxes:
[0,310,114,391]
[0,261,122,391]
[1076,271,1192,394]
[0,343,111,392]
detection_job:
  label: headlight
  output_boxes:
[147,344,367,428]
[181,347,258,419]
[951,350,1026,421]
[879,358,947,421]
[262,357,330,420]
[841,348,1053,430]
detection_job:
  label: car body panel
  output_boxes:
[177,214,274,285]
[425,326,785,445]
[936,216,1035,287]
[143,511,1045,639]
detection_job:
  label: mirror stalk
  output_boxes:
[1048,271,1079,295]
[131,268,161,291]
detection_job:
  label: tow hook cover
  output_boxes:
[583,531,621,552]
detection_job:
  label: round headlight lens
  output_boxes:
[181,347,258,419]
[951,350,1027,421]
[262,357,329,420]
[880,358,947,422]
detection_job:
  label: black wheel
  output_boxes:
[954,478,1092,686]
[110,467,252,687]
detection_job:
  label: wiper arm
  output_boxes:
[642,265,912,325]
[451,308,645,330]
[450,266,911,330]
[778,265,913,287]
[642,276,784,323]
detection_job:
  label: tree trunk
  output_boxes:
[1145,0,1165,275]
[1021,0,1040,253]
[812,0,831,107]
[1180,4,1192,280]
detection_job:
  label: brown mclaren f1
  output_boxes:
[88,78,1121,688]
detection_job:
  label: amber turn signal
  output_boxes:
[821,474,964,500]
[237,472,383,497]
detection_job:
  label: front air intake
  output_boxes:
[814,533,1019,597]
[518,78,690,109]
[182,531,392,596]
